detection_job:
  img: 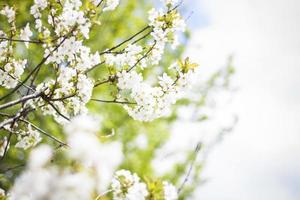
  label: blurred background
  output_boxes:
[1,0,299,199]
[183,0,300,199]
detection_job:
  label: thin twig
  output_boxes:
[99,26,150,55]
[0,91,42,110]
[1,164,25,173]
[178,142,202,193]
[0,37,44,44]
[20,119,68,147]
[91,98,136,105]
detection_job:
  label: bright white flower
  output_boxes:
[77,74,94,103]
[0,6,15,23]
[147,7,186,65]
[163,181,178,200]
[56,0,91,38]
[28,145,53,169]
[9,115,123,200]
[65,114,100,135]
[103,0,120,11]
[0,59,27,89]
[111,170,149,200]
[20,23,33,48]
[159,73,175,92]
[30,0,47,18]
[9,167,94,200]
[117,70,143,90]
[15,125,42,150]
[51,172,95,200]
[9,168,56,200]
[105,44,143,69]
[35,18,43,31]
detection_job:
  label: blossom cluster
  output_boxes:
[148,0,185,63]
[0,0,197,198]
[0,6,29,88]
[111,170,149,200]
[0,121,42,153]
[0,28,28,89]
[0,0,196,123]
[8,115,123,200]
[15,124,42,150]
[104,0,197,121]
[111,169,178,200]
[5,115,177,200]
[116,60,196,121]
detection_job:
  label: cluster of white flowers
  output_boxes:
[101,0,194,121]
[0,6,28,89]
[30,0,48,18]
[0,59,27,89]
[7,115,178,199]
[116,60,196,121]
[0,6,15,24]
[148,2,185,64]
[0,0,199,198]
[105,44,144,69]
[9,115,123,200]
[34,72,94,124]
[31,35,99,123]
[45,37,101,72]
[111,169,179,200]
[58,0,91,38]
[15,124,42,150]
[111,170,149,200]
[20,23,33,48]
[9,145,96,200]
[163,181,178,200]
[102,0,120,11]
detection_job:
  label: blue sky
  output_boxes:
[184,0,300,199]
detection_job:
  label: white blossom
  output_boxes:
[30,0,48,18]
[9,115,123,199]
[117,70,143,90]
[163,181,178,200]
[105,44,143,69]
[0,59,27,89]
[0,6,15,23]
[111,170,149,200]
[20,23,33,48]
[28,145,53,169]
[116,61,196,121]
[15,125,42,150]
[103,0,120,12]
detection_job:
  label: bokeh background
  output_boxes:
[184,0,300,199]
[0,0,299,199]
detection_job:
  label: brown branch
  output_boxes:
[99,26,151,55]
[128,41,156,72]
[0,37,44,44]
[0,26,77,102]
[90,98,136,105]
[0,91,43,110]
[178,142,202,194]
[20,119,68,147]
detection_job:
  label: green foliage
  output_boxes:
[0,0,235,199]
